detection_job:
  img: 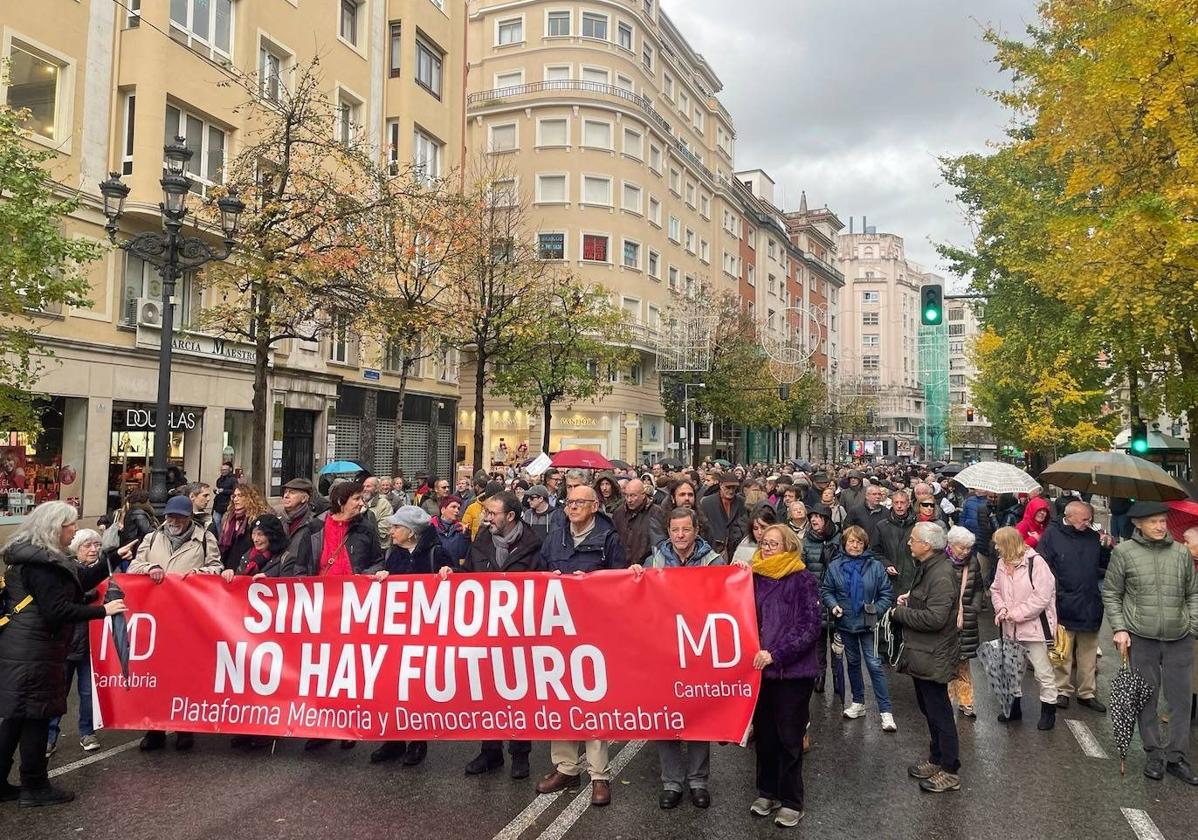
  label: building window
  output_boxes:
[494,69,522,89]
[496,18,523,45]
[669,168,680,193]
[545,64,571,81]
[862,334,880,348]
[385,119,401,175]
[747,265,755,286]
[699,239,709,263]
[685,229,695,253]
[538,232,566,260]
[122,253,200,328]
[329,315,351,364]
[536,173,567,202]
[685,182,695,207]
[623,240,641,269]
[618,21,633,50]
[582,120,611,148]
[581,12,608,40]
[547,11,571,37]
[582,175,612,205]
[164,104,226,194]
[582,234,609,262]
[259,40,289,103]
[416,34,443,98]
[862,290,880,304]
[668,266,679,290]
[623,127,642,158]
[648,196,661,225]
[121,93,136,175]
[948,323,966,336]
[581,66,609,85]
[335,88,361,147]
[699,193,709,218]
[862,311,879,325]
[170,0,234,57]
[413,128,442,182]
[489,178,516,207]
[389,21,402,77]
[621,182,642,213]
[339,0,360,47]
[537,118,568,146]
[615,74,634,92]
[948,307,964,321]
[649,145,662,172]
[4,42,70,142]
[668,216,680,242]
[862,355,880,371]
[642,42,654,70]
[489,122,517,152]
[647,250,660,279]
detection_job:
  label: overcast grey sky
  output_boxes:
[668,0,1041,285]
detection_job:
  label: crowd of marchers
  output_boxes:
[1,459,1196,826]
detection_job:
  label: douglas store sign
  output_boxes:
[113,406,201,432]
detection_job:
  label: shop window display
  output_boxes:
[0,396,86,524]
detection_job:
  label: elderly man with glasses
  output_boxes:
[536,484,626,807]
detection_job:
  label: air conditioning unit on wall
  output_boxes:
[137,297,182,329]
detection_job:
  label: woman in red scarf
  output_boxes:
[217,484,268,570]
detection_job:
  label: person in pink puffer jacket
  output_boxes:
[990,526,1059,731]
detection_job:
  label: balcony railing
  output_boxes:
[467,80,673,137]
[802,251,845,283]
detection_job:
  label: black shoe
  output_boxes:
[998,698,1022,723]
[1055,694,1070,708]
[465,752,504,775]
[304,738,331,752]
[813,673,826,694]
[1037,701,1056,731]
[1167,759,1198,785]
[1144,759,1165,781]
[510,755,530,780]
[659,789,683,810]
[174,732,194,752]
[402,742,427,766]
[18,786,75,808]
[0,782,19,802]
[689,788,711,809]
[339,740,356,750]
[1077,697,1107,713]
[370,742,406,764]
[139,731,166,751]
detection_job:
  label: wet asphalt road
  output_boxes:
[6,624,1195,840]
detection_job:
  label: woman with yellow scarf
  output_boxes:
[733,524,821,828]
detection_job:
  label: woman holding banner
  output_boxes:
[733,523,821,828]
[0,501,126,807]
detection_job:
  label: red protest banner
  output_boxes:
[91,568,760,742]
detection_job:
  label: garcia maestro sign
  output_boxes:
[136,324,257,365]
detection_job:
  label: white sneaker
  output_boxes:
[774,807,805,827]
[843,702,867,719]
[80,734,101,752]
[880,712,897,732]
[750,797,781,816]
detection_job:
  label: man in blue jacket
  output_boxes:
[535,484,625,808]
[1038,500,1111,712]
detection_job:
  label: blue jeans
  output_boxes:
[49,657,94,741]
[842,630,892,712]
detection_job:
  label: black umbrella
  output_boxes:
[103,579,131,682]
[608,459,631,470]
[659,458,682,471]
[1109,653,1154,775]
[939,462,965,476]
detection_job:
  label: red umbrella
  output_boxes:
[1166,500,1198,542]
[550,449,613,470]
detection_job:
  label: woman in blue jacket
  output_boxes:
[820,525,896,732]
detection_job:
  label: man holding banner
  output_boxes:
[536,484,626,807]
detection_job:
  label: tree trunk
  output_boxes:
[542,397,553,454]
[472,350,487,476]
[250,309,271,496]
[393,363,410,478]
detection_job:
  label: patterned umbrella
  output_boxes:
[952,462,1041,495]
[1109,653,1154,775]
[1040,450,1188,501]
[977,633,1026,718]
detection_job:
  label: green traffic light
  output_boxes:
[925,308,940,323]
[1131,438,1149,454]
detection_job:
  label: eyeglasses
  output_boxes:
[564,499,596,508]
[919,502,935,507]
[759,540,783,550]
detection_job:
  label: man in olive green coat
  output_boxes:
[1103,501,1198,786]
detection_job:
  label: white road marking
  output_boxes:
[1065,718,1109,759]
[48,737,141,778]
[1121,808,1166,840]
[491,790,565,840]
[533,740,647,840]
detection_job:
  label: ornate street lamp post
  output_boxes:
[98,137,244,508]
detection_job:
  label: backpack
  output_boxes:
[0,570,33,633]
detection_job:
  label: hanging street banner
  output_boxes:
[91,569,760,742]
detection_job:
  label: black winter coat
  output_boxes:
[0,543,109,718]
[1037,520,1110,632]
[286,513,381,576]
[845,504,888,547]
[698,493,748,560]
[950,551,983,660]
[540,512,627,573]
[467,523,544,573]
[118,506,156,547]
[875,510,918,594]
[892,551,960,684]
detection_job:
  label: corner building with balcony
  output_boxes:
[461,0,741,465]
[0,0,465,535]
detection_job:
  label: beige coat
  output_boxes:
[128,526,223,576]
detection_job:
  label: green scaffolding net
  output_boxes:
[918,322,949,460]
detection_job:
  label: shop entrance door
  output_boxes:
[281,409,316,484]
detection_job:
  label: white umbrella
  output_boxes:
[952,461,1040,495]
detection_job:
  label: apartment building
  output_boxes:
[460,0,740,464]
[837,227,935,458]
[0,0,465,528]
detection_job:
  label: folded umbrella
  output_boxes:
[1109,652,1154,775]
[977,632,1026,718]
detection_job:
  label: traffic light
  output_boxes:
[1130,417,1149,455]
[966,407,974,423]
[920,284,943,326]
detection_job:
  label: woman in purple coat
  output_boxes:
[734,523,821,828]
